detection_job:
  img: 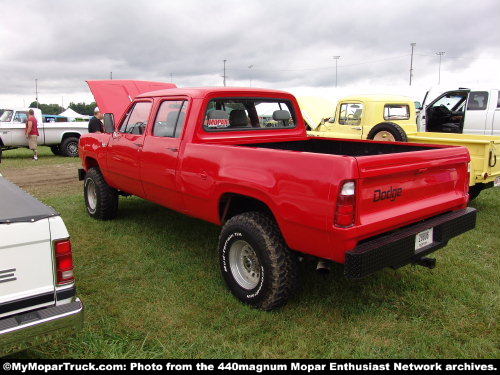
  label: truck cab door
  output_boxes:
[106,101,152,197]
[329,102,364,139]
[10,111,29,146]
[141,99,188,212]
[463,91,489,134]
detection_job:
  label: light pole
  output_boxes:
[333,56,340,88]
[409,42,416,86]
[248,65,253,87]
[222,59,227,86]
[436,51,445,84]
[34,78,39,108]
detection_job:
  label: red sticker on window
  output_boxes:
[206,119,230,128]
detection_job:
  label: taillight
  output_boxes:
[335,181,356,228]
[54,239,75,285]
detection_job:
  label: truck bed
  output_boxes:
[244,138,434,156]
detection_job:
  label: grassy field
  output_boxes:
[1,147,499,359]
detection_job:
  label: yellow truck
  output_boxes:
[303,95,500,199]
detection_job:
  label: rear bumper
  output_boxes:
[344,207,477,279]
[0,299,83,357]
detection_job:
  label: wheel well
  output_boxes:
[62,132,81,141]
[219,193,274,223]
[84,157,99,170]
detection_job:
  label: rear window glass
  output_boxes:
[203,98,296,131]
[153,100,187,138]
[384,104,410,120]
[467,91,489,110]
[497,92,500,108]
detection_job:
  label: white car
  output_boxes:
[418,87,500,135]
[0,108,89,158]
[0,175,83,356]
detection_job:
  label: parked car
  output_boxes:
[418,87,500,135]
[305,95,500,199]
[0,174,83,356]
[0,108,88,158]
[79,80,476,310]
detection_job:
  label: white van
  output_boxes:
[417,88,500,135]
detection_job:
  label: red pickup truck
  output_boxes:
[79,80,476,310]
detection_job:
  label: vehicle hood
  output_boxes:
[86,80,177,122]
[297,96,336,130]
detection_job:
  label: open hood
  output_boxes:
[86,80,177,122]
[297,96,336,130]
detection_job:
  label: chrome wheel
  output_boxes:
[373,131,396,142]
[67,142,78,156]
[229,240,261,290]
[86,179,97,213]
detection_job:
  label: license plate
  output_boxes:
[415,228,433,251]
[494,176,500,187]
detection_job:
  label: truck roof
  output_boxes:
[137,86,294,99]
[340,94,415,103]
[0,176,58,224]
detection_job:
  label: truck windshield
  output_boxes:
[203,98,296,131]
[0,110,13,122]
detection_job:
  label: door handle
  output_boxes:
[167,147,179,152]
[351,127,362,130]
[200,171,208,180]
[416,168,428,174]
[133,142,142,147]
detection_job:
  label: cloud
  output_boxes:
[1,0,499,106]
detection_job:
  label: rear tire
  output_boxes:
[84,167,118,220]
[218,211,299,310]
[50,145,61,156]
[468,184,483,201]
[368,122,407,142]
[60,136,80,157]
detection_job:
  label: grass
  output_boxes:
[1,149,499,359]
[0,146,77,169]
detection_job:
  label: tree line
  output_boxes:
[29,101,97,116]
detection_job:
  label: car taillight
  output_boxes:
[54,239,74,285]
[334,181,356,228]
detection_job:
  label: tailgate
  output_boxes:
[355,146,469,233]
[407,132,500,186]
[0,219,56,319]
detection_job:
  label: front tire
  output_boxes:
[218,212,299,310]
[60,136,80,157]
[84,167,118,220]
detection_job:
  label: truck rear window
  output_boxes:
[203,98,296,131]
[384,104,410,120]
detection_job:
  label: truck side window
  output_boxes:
[497,92,500,109]
[384,104,409,120]
[119,102,152,134]
[467,91,489,111]
[153,100,187,138]
[13,112,28,123]
[338,103,363,125]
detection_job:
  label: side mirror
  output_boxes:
[103,113,115,133]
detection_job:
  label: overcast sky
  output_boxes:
[1,0,499,107]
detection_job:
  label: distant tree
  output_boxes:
[29,101,65,115]
[69,102,97,116]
